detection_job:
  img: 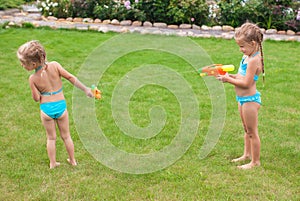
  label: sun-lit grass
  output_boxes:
[0,28,299,200]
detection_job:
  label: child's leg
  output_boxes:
[231,104,251,162]
[41,111,60,169]
[56,110,77,166]
[238,102,261,169]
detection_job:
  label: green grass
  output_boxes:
[0,28,299,200]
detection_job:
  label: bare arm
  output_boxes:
[56,62,93,97]
[29,75,41,102]
[228,74,238,79]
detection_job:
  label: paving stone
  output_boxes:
[222,25,234,32]
[179,24,192,29]
[153,22,167,28]
[192,24,200,30]
[201,25,211,31]
[287,30,295,35]
[66,17,73,22]
[73,17,83,22]
[94,19,101,23]
[278,31,286,35]
[47,16,57,21]
[83,18,93,23]
[212,25,222,31]
[168,25,179,29]
[111,19,120,25]
[132,21,142,26]
[143,21,152,27]
[266,29,277,34]
[102,19,111,24]
[120,20,132,26]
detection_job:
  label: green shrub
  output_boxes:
[167,0,208,25]
[51,0,71,18]
[94,0,209,25]
[69,0,98,18]
[22,21,34,28]
[38,0,59,17]
[217,0,300,31]
[138,0,169,23]
[0,0,24,10]
[38,0,98,18]
[36,0,299,31]
[93,0,146,21]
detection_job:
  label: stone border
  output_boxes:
[1,7,299,42]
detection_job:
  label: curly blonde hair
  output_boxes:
[17,40,46,66]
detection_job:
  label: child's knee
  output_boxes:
[246,129,256,138]
[47,134,57,141]
[60,133,71,141]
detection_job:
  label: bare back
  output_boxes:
[29,61,66,103]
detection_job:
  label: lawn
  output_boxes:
[0,28,299,200]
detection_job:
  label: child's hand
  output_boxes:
[85,87,94,98]
[217,73,229,82]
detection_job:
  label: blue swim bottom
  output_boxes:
[236,91,261,106]
[40,100,67,119]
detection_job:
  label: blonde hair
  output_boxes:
[17,40,46,66]
[235,23,265,83]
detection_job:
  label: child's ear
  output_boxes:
[32,62,39,69]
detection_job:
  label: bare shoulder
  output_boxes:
[29,74,34,81]
[249,56,261,67]
[249,56,262,74]
[47,61,62,68]
[46,61,64,73]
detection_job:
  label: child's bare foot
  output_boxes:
[231,155,251,163]
[50,162,60,169]
[237,162,260,170]
[67,158,77,166]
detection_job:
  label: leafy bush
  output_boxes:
[94,0,209,25]
[217,0,300,31]
[69,0,98,18]
[22,21,35,28]
[38,0,97,18]
[0,0,24,10]
[137,0,169,22]
[93,0,146,21]
[38,0,208,25]
[36,0,299,31]
[167,0,208,25]
[38,0,59,17]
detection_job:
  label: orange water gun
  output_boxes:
[91,85,102,99]
[198,64,235,77]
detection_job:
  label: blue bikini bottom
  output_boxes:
[236,91,261,106]
[40,100,67,119]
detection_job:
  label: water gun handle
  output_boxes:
[91,85,101,99]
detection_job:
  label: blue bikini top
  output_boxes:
[41,87,63,96]
[238,53,259,81]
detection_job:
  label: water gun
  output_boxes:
[198,64,235,77]
[91,85,101,99]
